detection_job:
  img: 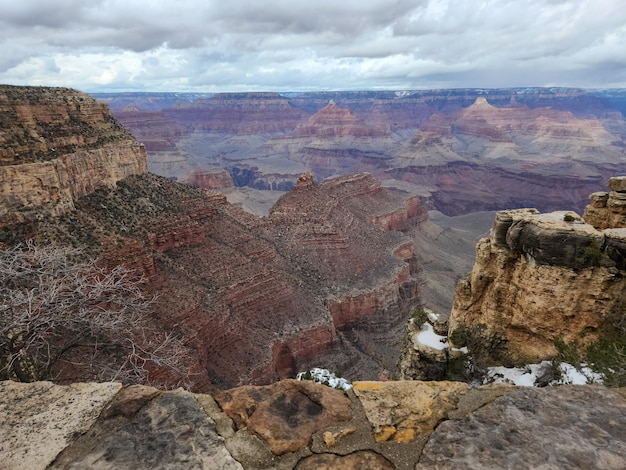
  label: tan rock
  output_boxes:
[352,380,470,443]
[322,427,355,447]
[0,86,147,224]
[215,379,352,455]
[608,176,626,192]
[450,206,626,365]
[584,178,626,228]
[0,380,121,470]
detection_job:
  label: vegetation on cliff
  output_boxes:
[0,242,187,386]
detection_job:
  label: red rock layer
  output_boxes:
[112,109,187,151]
[182,169,235,190]
[163,92,308,134]
[28,170,423,390]
[292,100,389,138]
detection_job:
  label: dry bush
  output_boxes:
[0,241,190,386]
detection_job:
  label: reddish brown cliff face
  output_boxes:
[98,172,422,390]
[182,168,235,190]
[292,100,389,138]
[163,92,308,134]
[3,110,423,392]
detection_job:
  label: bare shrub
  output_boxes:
[0,241,189,386]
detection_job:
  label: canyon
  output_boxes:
[3,84,626,469]
[97,88,626,216]
[0,85,425,391]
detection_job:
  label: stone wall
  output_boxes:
[2,379,624,469]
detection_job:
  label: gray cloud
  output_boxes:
[0,0,625,91]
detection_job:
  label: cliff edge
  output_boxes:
[0,85,147,224]
[449,177,626,365]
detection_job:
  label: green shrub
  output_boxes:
[412,307,428,326]
[585,337,626,387]
[552,334,626,387]
[583,239,605,266]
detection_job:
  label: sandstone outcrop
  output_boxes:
[584,176,626,229]
[449,200,626,365]
[2,379,625,469]
[0,86,146,224]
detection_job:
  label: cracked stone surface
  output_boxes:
[0,380,122,470]
[2,380,626,469]
[417,386,626,470]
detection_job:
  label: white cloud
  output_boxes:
[0,0,625,91]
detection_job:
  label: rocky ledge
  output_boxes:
[0,85,146,224]
[449,178,626,365]
[2,379,625,470]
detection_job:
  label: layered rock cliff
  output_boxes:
[3,379,625,469]
[3,168,422,389]
[449,178,626,365]
[0,85,146,224]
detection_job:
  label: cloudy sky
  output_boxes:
[1,0,625,92]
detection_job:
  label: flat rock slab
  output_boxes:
[215,379,352,455]
[60,388,242,469]
[0,380,122,470]
[352,380,470,443]
[418,385,626,469]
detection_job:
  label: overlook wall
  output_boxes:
[2,379,625,469]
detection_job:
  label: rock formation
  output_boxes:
[292,100,389,138]
[0,85,147,224]
[584,175,626,229]
[2,379,625,469]
[449,180,626,365]
[183,168,235,190]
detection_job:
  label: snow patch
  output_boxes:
[485,361,604,386]
[415,322,449,350]
[296,367,352,390]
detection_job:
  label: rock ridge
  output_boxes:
[0,85,147,224]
